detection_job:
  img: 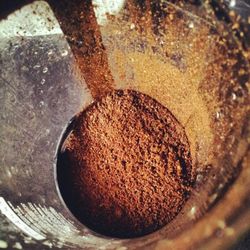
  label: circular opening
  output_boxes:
[56,89,194,238]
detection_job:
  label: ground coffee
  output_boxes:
[57,89,193,238]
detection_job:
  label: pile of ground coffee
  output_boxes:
[57,89,193,238]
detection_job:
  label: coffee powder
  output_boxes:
[57,89,193,238]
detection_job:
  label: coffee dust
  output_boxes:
[57,89,193,238]
[49,0,114,99]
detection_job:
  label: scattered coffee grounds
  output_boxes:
[57,89,193,238]
[49,0,114,99]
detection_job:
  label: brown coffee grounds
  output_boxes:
[57,89,193,238]
[49,0,114,99]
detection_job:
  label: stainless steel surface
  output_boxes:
[0,1,249,249]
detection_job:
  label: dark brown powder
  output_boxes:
[49,0,114,99]
[57,89,193,238]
